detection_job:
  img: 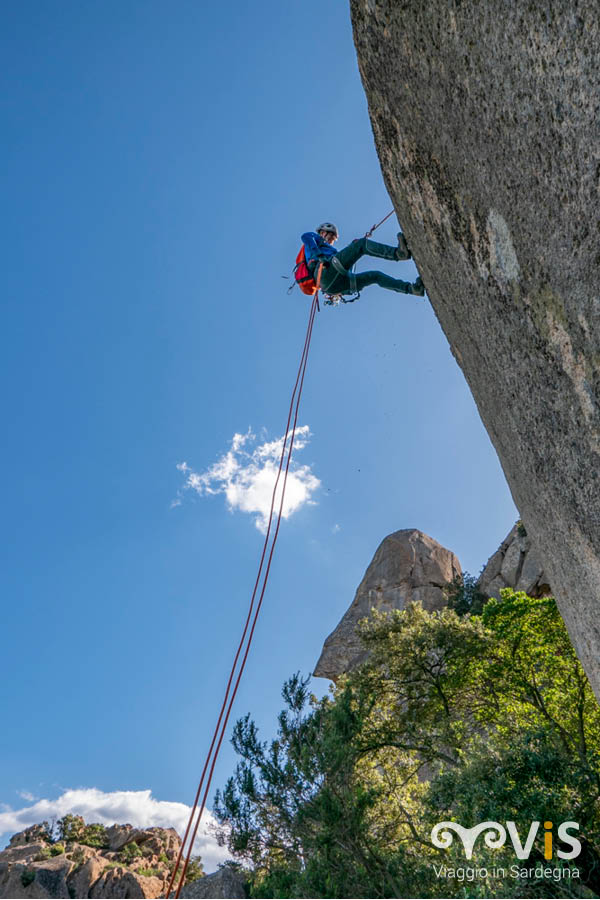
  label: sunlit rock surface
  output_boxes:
[314,529,461,680]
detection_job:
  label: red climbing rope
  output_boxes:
[168,278,322,899]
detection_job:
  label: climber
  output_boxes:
[300,222,424,298]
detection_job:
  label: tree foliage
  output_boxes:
[56,814,109,849]
[444,571,487,616]
[214,592,600,898]
[184,854,205,883]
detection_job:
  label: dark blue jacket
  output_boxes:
[301,232,337,265]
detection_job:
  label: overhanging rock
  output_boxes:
[350,0,600,698]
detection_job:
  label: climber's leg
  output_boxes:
[334,238,368,270]
[363,237,402,261]
[354,271,424,295]
[334,233,412,272]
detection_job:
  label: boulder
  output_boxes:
[66,857,105,898]
[105,826,139,853]
[0,855,73,899]
[314,529,461,680]
[350,0,600,698]
[499,538,522,586]
[133,828,179,861]
[479,524,550,600]
[9,826,49,848]
[0,842,48,864]
[179,867,247,899]
[89,868,161,899]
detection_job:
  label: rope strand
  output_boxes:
[364,208,394,238]
[168,290,320,898]
[174,296,318,897]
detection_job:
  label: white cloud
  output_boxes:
[17,791,36,802]
[0,788,229,872]
[175,427,320,532]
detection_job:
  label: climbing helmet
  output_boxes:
[317,222,339,239]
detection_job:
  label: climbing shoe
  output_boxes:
[395,231,412,260]
[411,276,425,296]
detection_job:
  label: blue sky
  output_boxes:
[1,0,516,869]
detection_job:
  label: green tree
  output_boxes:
[120,841,142,864]
[215,592,600,898]
[444,571,487,616]
[215,673,422,898]
[184,855,205,883]
[80,823,108,849]
[56,815,108,849]
[57,814,86,843]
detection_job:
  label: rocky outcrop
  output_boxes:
[0,821,183,899]
[180,867,247,899]
[350,0,600,698]
[314,529,461,680]
[313,523,555,681]
[479,523,551,600]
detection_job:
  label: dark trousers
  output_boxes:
[318,237,412,295]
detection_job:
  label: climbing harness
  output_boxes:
[170,214,395,897]
[324,295,358,307]
[323,256,360,305]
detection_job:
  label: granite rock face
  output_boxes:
[479,523,551,600]
[0,821,180,899]
[314,529,461,680]
[180,867,247,899]
[350,0,600,698]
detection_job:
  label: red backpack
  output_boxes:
[294,245,317,295]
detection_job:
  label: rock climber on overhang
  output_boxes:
[296,222,424,300]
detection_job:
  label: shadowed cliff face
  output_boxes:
[350,0,600,697]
